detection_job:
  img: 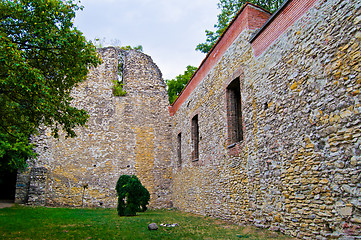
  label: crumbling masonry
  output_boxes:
[16,49,173,209]
[16,0,361,239]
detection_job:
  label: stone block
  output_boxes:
[338,207,352,216]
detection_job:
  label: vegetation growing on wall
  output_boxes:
[92,38,121,48]
[92,37,143,53]
[120,45,143,52]
[115,175,150,216]
[112,80,126,96]
[112,51,126,96]
[0,0,100,170]
[111,45,144,97]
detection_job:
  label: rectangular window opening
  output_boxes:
[227,77,243,145]
[177,132,182,166]
[191,115,199,161]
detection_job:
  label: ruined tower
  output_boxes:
[16,48,173,208]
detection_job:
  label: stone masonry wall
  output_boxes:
[171,0,361,239]
[13,0,361,238]
[16,48,173,209]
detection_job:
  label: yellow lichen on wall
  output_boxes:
[135,127,155,197]
[16,48,173,209]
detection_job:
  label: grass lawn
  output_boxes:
[0,205,294,239]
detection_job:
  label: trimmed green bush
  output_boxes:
[115,175,150,216]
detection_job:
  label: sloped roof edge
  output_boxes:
[249,0,292,43]
[169,2,271,115]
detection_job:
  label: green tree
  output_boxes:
[196,0,286,53]
[0,0,101,171]
[166,65,197,104]
[115,175,150,216]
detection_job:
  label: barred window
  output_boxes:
[191,115,199,161]
[177,132,182,166]
[227,77,243,145]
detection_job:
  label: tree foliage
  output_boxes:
[196,0,286,53]
[166,65,197,104]
[115,175,150,216]
[0,0,101,170]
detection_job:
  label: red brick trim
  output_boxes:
[224,67,244,89]
[251,0,319,57]
[190,109,200,121]
[169,3,271,116]
[227,140,246,156]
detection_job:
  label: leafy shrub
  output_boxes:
[115,175,150,216]
[112,80,126,96]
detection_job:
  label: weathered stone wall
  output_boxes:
[16,48,173,209]
[171,0,361,239]
[13,0,361,238]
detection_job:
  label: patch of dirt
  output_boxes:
[0,203,14,209]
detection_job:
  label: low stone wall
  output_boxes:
[171,0,361,239]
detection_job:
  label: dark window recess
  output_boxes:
[191,115,199,161]
[227,77,243,145]
[264,102,268,110]
[0,168,17,201]
[177,132,182,166]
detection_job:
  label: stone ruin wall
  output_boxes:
[13,0,361,239]
[170,0,361,239]
[16,48,173,209]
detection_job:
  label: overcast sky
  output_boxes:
[74,0,220,80]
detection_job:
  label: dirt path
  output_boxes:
[0,201,14,209]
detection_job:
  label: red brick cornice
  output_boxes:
[250,0,319,57]
[169,3,271,116]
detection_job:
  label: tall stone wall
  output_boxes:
[170,0,361,239]
[13,0,361,239]
[16,48,173,209]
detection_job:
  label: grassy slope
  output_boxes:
[0,206,295,240]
